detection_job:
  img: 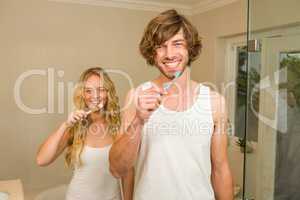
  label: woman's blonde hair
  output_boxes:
[65,67,121,168]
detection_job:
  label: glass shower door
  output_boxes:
[244,0,300,199]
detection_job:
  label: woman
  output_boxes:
[36,67,132,200]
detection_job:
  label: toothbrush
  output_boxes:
[85,103,104,115]
[162,71,182,92]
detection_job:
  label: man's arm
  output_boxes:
[109,89,143,178]
[210,91,233,200]
[109,84,163,178]
[122,167,135,200]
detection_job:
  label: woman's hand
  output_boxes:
[65,110,88,127]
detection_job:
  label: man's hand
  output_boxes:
[135,82,165,123]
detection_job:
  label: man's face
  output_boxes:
[154,29,189,79]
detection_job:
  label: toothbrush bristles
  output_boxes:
[174,71,181,78]
[163,71,181,91]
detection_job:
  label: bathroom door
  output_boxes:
[245,32,300,200]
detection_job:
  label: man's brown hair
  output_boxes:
[139,9,202,66]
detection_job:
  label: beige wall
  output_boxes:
[0,0,249,198]
[0,0,162,195]
[191,0,247,87]
[250,0,300,31]
[191,0,248,193]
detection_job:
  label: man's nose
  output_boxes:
[165,45,176,59]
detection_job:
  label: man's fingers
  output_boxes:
[144,103,157,110]
[136,82,165,122]
[142,97,161,103]
[145,87,165,96]
[138,97,161,107]
[138,100,160,111]
[139,109,153,117]
[139,82,165,96]
[139,92,162,102]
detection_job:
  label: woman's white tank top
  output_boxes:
[134,84,215,200]
[66,145,122,200]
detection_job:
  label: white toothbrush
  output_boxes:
[85,102,104,115]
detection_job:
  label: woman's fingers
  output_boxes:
[66,110,89,127]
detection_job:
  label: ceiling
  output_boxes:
[49,0,239,15]
[132,0,203,6]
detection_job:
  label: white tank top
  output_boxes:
[134,84,215,200]
[66,145,122,200]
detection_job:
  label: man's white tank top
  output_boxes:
[134,84,215,200]
[66,145,122,200]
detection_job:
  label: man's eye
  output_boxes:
[174,43,183,47]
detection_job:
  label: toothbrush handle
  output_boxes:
[85,110,92,115]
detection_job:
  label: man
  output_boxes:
[109,9,233,200]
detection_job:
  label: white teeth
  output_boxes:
[88,101,100,110]
[164,62,179,67]
[90,101,100,106]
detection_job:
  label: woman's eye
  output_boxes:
[85,90,92,94]
[98,88,106,93]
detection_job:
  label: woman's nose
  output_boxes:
[91,90,100,99]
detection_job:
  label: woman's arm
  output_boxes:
[36,110,86,166]
[36,122,71,166]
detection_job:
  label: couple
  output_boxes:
[36,9,233,200]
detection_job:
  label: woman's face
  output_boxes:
[83,74,108,109]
